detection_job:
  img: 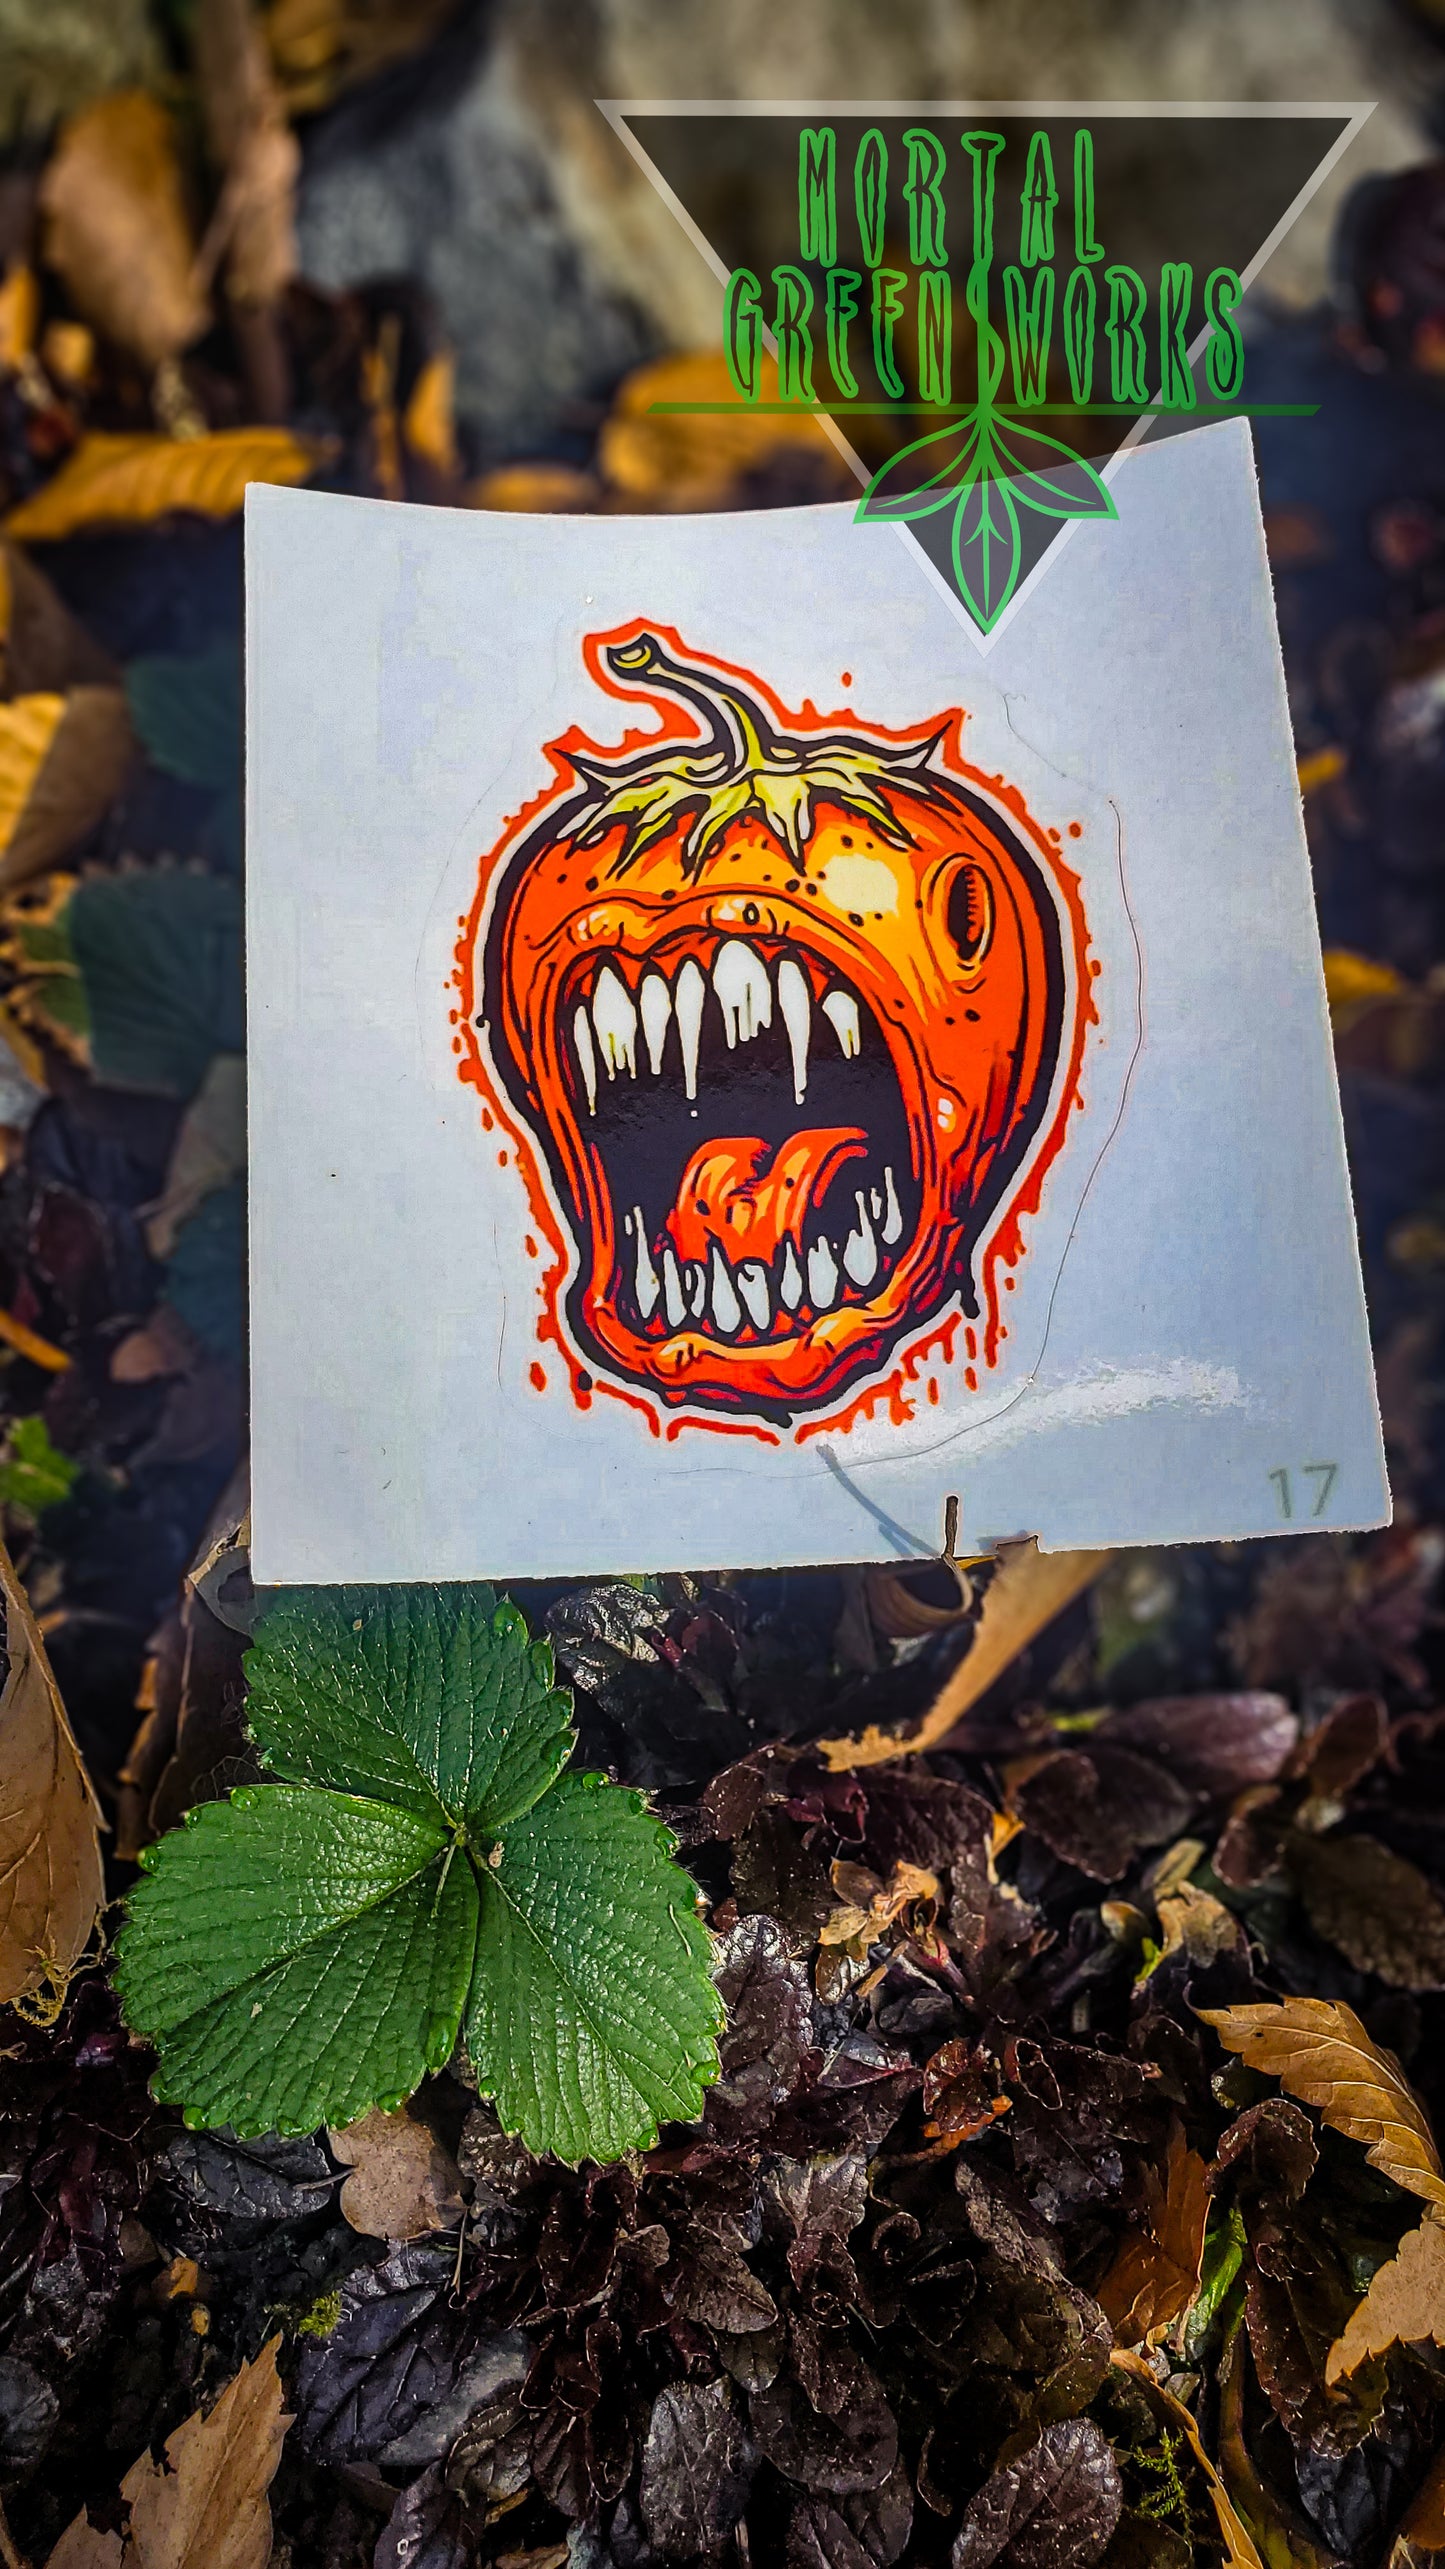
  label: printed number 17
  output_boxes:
[1269,1463,1338,1521]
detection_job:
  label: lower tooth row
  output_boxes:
[625,1194,902,1336]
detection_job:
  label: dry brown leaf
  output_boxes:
[4,429,320,542]
[1326,2211,1445,2382]
[865,1558,975,1640]
[0,1527,103,2011]
[819,1541,1113,1770]
[1153,1880,1246,1971]
[0,692,63,847]
[599,350,850,510]
[46,2335,290,2569]
[144,1053,247,1260]
[194,0,298,309]
[0,541,118,697]
[39,91,209,373]
[186,1459,255,1637]
[1199,1997,1445,2209]
[817,1859,940,1951]
[0,687,135,894]
[1097,2122,1210,2347]
[330,2107,465,2242]
[1109,2346,1264,2568]
[1393,2445,1445,2561]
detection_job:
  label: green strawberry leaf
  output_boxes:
[243,1584,573,1833]
[112,1786,476,2137]
[466,1771,722,2163]
[69,871,244,1099]
[116,1585,722,2160]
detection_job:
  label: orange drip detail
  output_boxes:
[796,1313,961,1445]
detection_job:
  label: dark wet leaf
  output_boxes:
[1289,1830,1445,1987]
[638,2378,758,2557]
[1013,1749,1195,1881]
[704,1913,815,2144]
[1213,2098,1319,2215]
[750,2337,898,2496]
[951,2418,1123,2569]
[373,2462,470,2569]
[1298,1694,1389,1799]
[291,2241,471,2465]
[1099,1693,1298,1794]
[0,2355,57,2480]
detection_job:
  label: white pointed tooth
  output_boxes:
[713,939,773,1047]
[632,1206,659,1319]
[843,1190,878,1289]
[709,1245,742,1337]
[776,957,811,1105]
[686,1260,707,1318]
[780,1239,804,1312]
[573,1006,597,1114]
[640,972,671,1076]
[675,959,705,1100]
[881,1165,903,1247]
[870,1188,883,1219]
[736,1260,770,1331]
[592,965,637,1078]
[807,1235,839,1310]
[821,989,861,1059]
[662,1247,686,1330]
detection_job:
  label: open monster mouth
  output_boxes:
[565,935,921,1367]
[473,627,1077,1427]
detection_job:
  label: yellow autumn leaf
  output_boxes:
[600,349,848,511]
[1200,1997,1445,2209]
[5,428,321,542]
[0,693,64,845]
[0,262,39,372]
[1327,2210,1445,2382]
[0,687,135,894]
[402,348,460,477]
[468,460,599,513]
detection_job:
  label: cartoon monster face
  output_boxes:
[475,628,1073,1426]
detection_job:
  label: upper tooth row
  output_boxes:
[572,944,862,1110]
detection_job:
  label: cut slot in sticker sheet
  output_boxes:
[245,418,1387,1582]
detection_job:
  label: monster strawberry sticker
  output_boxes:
[455,623,1095,1442]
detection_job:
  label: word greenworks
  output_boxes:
[722,127,1246,411]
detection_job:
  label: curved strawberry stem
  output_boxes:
[604,633,782,777]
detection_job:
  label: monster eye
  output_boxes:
[945,862,994,968]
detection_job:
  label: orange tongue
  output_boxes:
[665,1130,868,1268]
